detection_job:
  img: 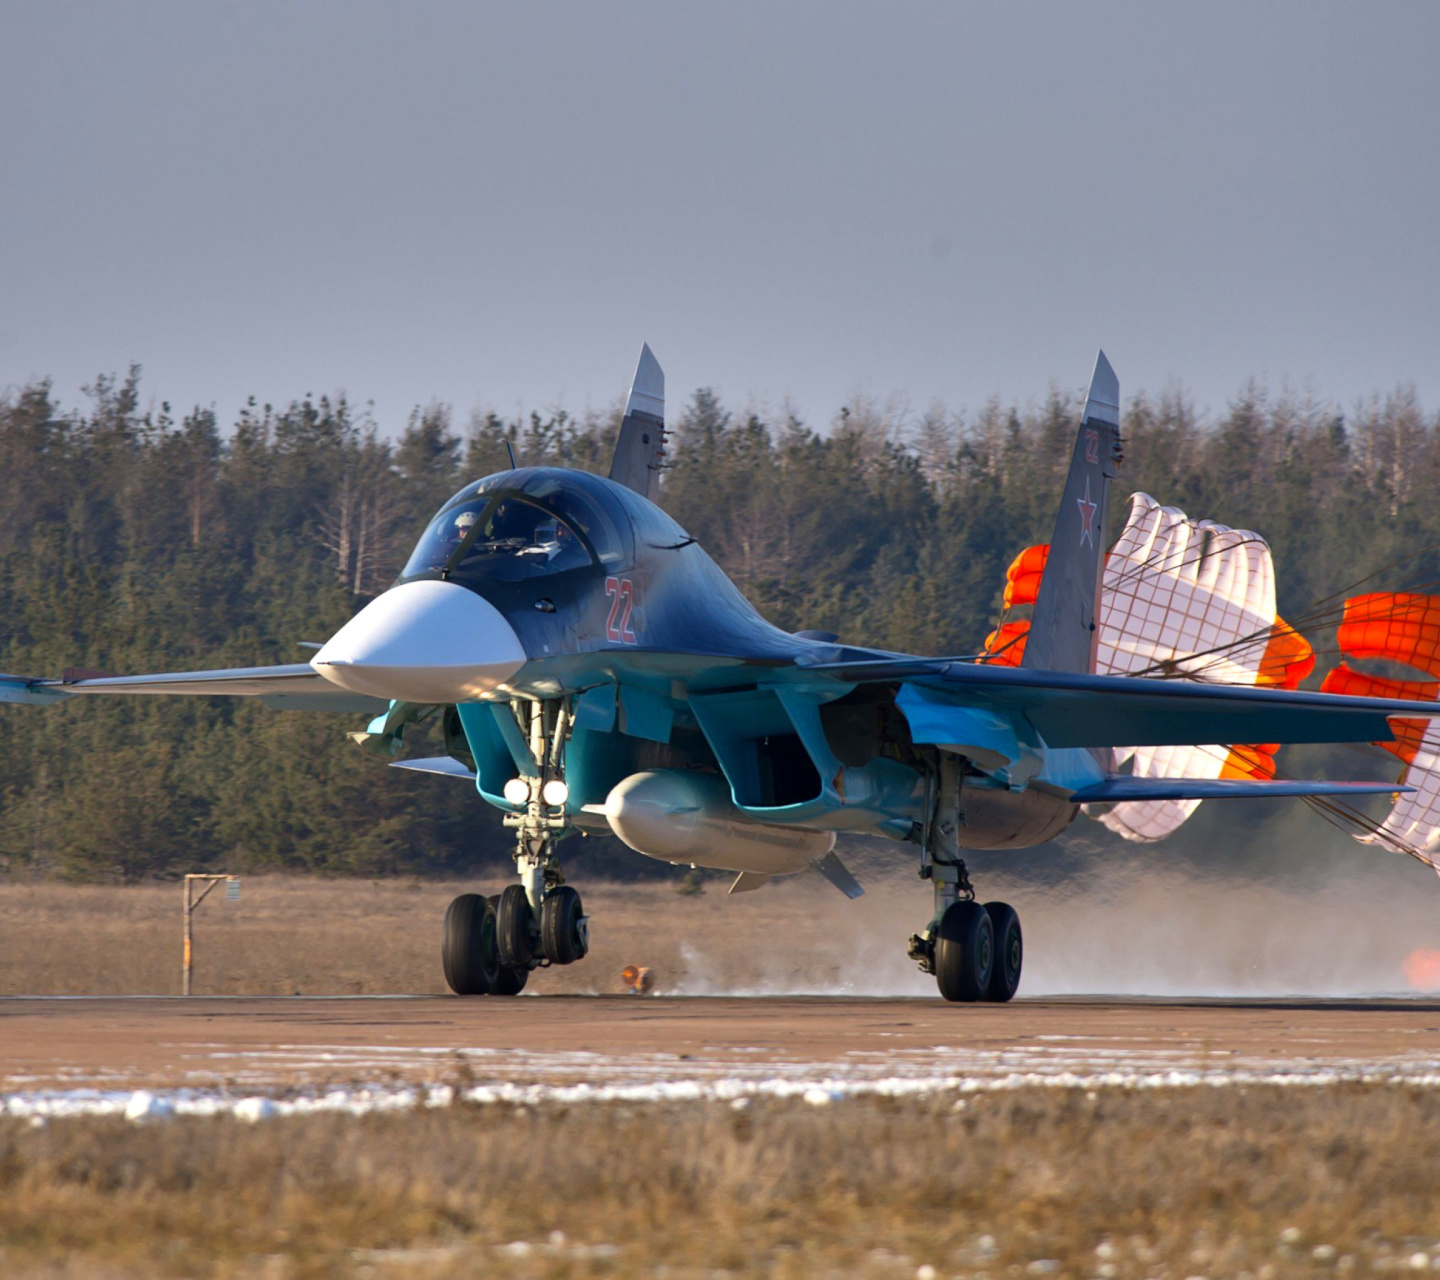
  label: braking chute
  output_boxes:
[984,493,1314,841]
[1321,593,1440,855]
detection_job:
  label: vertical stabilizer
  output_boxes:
[1022,351,1122,673]
[609,343,666,503]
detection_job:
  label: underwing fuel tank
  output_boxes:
[603,770,835,874]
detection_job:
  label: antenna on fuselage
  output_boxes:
[504,439,517,470]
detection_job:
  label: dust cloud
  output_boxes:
[667,840,1440,999]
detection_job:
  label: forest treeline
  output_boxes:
[1,367,1437,881]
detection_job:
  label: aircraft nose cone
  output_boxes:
[311,580,526,703]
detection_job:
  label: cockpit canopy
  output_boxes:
[399,468,630,585]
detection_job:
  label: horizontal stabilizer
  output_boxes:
[812,850,864,898]
[389,756,478,780]
[1072,777,1410,803]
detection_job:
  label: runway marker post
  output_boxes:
[183,874,240,996]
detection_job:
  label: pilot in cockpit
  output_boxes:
[448,508,478,549]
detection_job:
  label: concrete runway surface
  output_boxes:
[6,996,1440,1113]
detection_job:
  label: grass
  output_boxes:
[3,1085,1440,1278]
[0,871,940,997]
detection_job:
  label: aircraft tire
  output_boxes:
[982,901,1023,1002]
[486,895,529,995]
[490,962,529,996]
[934,900,994,1003]
[496,884,535,968]
[442,893,499,996]
[541,885,587,965]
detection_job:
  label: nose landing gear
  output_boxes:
[443,698,590,997]
[442,892,528,996]
[907,754,1025,1003]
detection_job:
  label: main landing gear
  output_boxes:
[442,699,590,997]
[906,755,1024,1003]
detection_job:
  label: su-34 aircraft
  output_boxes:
[4,348,1437,1001]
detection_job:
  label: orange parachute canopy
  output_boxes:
[1319,593,1440,858]
[982,618,1030,666]
[1336,593,1440,673]
[1222,621,1316,779]
[982,543,1049,666]
[984,544,1050,665]
[982,544,1315,778]
[1002,544,1049,610]
[1256,620,1316,689]
[1320,661,1438,767]
[1319,593,1440,767]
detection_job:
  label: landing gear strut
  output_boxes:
[907,754,1023,1003]
[442,698,589,997]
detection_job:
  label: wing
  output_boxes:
[1,665,386,714]
[798,657,1440,749]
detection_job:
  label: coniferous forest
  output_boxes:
[1,367,1437,882]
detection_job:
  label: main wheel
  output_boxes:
[935,900,994,1003]
[495,885,535,969]
[442,893,499,995]
[487,894,530,995]
[541,885,587,965]
[983,901,1023,1003]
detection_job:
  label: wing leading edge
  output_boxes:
[2,665,385,714]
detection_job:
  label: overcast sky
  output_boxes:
[3,1,1438,435]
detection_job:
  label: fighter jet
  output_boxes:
[3,348,1431,1001]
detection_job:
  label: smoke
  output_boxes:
[666,839,1440,999]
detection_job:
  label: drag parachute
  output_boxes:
[1320,593,1440,858]
[983,493,1314,842]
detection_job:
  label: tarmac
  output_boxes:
[6,996,1440,1100]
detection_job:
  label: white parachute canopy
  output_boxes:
[1087,493,1279,843]
[1359,729,1440,855]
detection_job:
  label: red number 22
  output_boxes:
[605,577,638,644]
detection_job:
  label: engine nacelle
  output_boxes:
[603,769,835,874]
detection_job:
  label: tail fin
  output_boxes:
[608,343,666,503]
[1022,351,1122,673]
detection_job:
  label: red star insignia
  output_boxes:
[1077,477,1097,546]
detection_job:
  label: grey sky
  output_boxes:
[3,1,1438,435]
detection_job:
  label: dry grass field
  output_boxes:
[4,1085,1440,1279]
[0,872,939,998]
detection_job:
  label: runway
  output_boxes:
[6,996,1440,1119]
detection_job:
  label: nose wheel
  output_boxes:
[493,882,589,969]
[441,893,528,996]
[443,697,591,996]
